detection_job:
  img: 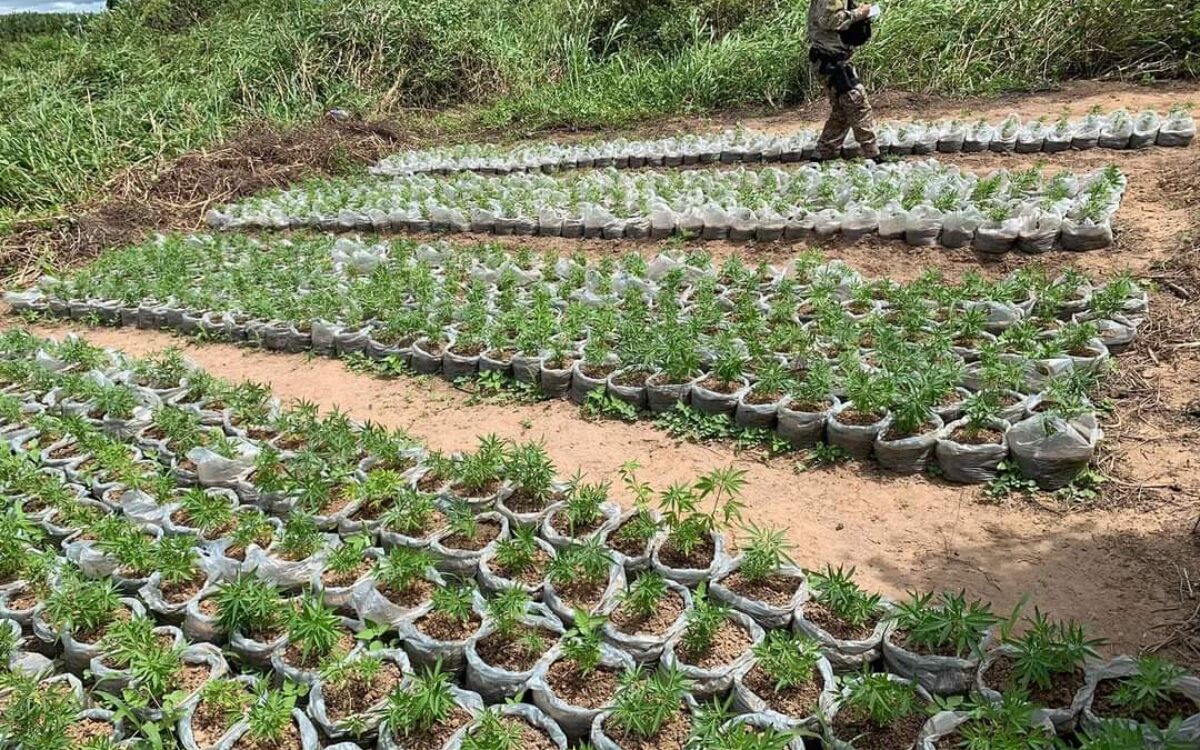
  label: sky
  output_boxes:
[0,0,104,13]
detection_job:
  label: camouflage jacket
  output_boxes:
[808,0,860,58]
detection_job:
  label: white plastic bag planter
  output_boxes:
[645,372,699,415]
[690,375,748,418]
[464,606,563,703]
[89,624,186,695]
[710,557,807,631]
[455,704,568,750]
[139,556,225,625]
[397,587,487,677]
[529,642,635,740]
[427,511,508,577]
[821,673,935,750]
[589,695,699,750]
[1129,110,1162,149]
[792,599,893,671]
[600,577,692,664]
[661,608,765,697]
[186,441,259,489]
[543,558,625,627]
[1099,111,1134,149]
[539,500,622,551]
[226,709,319,750]
[307,648,411,740]
[973,644,1095,733]
[1077,656,1200,742]
[826,401,888,460]
[1060,217,1114,252]
[775,396,839,450]
[244,533,338,592]
[722,713,813,749]
[650,530,729,587]
[312,547,384,613]
[1157,109,1196,147]
[873,414,944,475]
[271,616,363,685]
[935,418,1012,485]
[1006,410,1102,491]
[350,562,442,629]
[177,674,259,750]
[731,654,836,731]
[477,536,556,599]
[881,625,993,695]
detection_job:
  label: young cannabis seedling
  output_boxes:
[213,574,286,638]
[609,666,692,739]
[381,661,458,737]
[243,687,298,744]
[752,630,822,693]
[839,671,919,727]
[460,710,523,750]
[1108,655,1188,717]
[373,547,433,595]
[805,565,883,629]
[560,609,606,676]
[287,594,345,665]
[43,572,121,639]
[492,525,541,579]
[1001,608,1105,691]
[618,573,669,621]
[680,583,731,657]
[891,590,997,658]
[738,523,795,583]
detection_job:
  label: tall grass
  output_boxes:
[0,0,1196,220]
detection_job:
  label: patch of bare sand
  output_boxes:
[16,322,1198,666]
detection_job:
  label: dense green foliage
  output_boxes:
[1,0,1196,218]
[0,11,92,42]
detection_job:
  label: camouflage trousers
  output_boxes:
[814,80,879,159]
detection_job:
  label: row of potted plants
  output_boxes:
[370,106,1196,177]
[202,161,1126,251]
[0,332,1195,750]
[11,244,1145,490]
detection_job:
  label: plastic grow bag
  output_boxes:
[1006,411,1102,490]
[775,396,838,449]
[974,645,1092,733]
[650,529,729,587]
[1157,110,1197,147]
[710,558,807,630]
[792,599,893,670]
[1078,656,1200,742]
[452,704,567,750]
[529,643,635,740]
[464,606,563,703]
[935,418,1012,484]
[826,401,887,460]
[882,626,992,695]
[661,608,765,697]
[874,415,944,475]
[599,577,692,664]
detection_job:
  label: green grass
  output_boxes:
[1,0,1196,224]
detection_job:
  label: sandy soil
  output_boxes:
[11,82,1200,665]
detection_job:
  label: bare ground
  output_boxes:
[7,80,1200,665]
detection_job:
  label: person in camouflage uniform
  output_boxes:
[807,0,879,160]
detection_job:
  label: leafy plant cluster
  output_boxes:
[34,243,1137,484]
[0,331,1195,750]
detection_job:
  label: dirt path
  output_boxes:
[19,321,1198,663]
